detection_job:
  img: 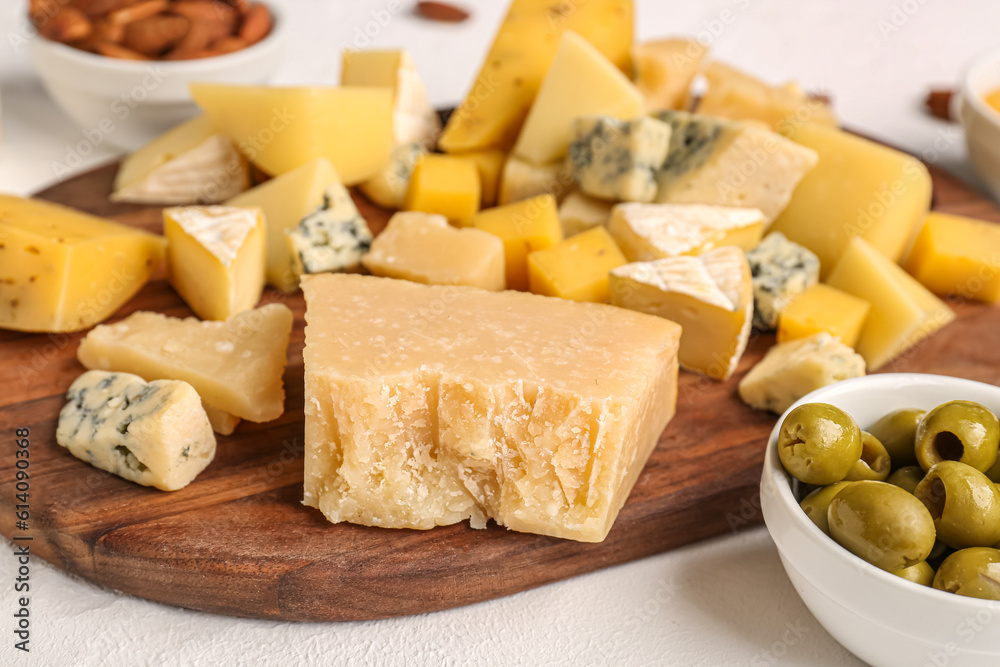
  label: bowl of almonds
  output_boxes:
[28,0,286,150]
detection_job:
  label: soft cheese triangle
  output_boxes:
[301,274,681,542]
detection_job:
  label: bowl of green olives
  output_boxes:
[761,373,1000,667]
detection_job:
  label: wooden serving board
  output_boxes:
[2,158,1000,622]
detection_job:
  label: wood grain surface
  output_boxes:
[1,158,999,621]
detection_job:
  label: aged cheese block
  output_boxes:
[558,191,614,236]
[568,115,672,203]
[827,238,955,370]
[285,184,373,279]
[226,158,339,292]
[362,212,505,291]
[905,212,1000,303]
[777,283,871,348]
[340,49,440,148]
[654,111,818,222]
[438,0,633,154]
[190,83,393,184]
[738,333,865,414]
[527,227,626,302]
[512,32,644,166]
[404,154,481,227]
[0,195,166,333]
[56,370,216,491]
[498,156,572,206]
[359,143,426,210]
[745,231,820,330]
[202,403,240,436]
[610,246,753,380]
[77,304,292,422]
[472,194,562,291]
[163,205,266,321]
[301,273,681,542]
[452,149,507,208]
[112,115,249,205]
[632,38,707,112]
[608,202,765,262]
[770,123,932,278]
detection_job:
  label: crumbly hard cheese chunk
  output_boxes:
[498,156,572,206]
[56,371,216,491]
[286,184,373,278]
[568,115,671,203]
[359,143,426,210]
[632,38,708,112]
[738,333,866,414]
[745,231,820,330]
[558,191,614,236]
[301,274,681,543]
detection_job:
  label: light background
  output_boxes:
[1,1,996,665]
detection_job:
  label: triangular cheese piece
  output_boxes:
[512,31,644,165]
[610,246,753,380]
[632,38,708,112]
[76,304,293,422]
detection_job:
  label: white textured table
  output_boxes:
[1,2,996,664]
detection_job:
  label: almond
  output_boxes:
[95,39,151,59]
[213,35,248,53]
[926,89,954,122]
[416,1,470,22]
[166,12,214,57]
[123,14,189,56]
[169,1,238,42]
[40,7,94,43]
[107,0,169,25]
[238,3,271,45]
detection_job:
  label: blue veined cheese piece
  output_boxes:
[358,142,426,209]
[653,110,818,222]
[567,115,671,203]
[286,183,373,277]
[55,370,216,491]
[746,231,820,330]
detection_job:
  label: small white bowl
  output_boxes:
[28,4,287,151]
[961,48,1000,202]
[761,373,1000,667]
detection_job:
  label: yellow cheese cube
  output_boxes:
[632,38,708,112]
[404,154,480,227]
[0,195,166,333]
[452,149,507,208]
[189,83,393,184]
[472,194,563,291]
[163,206,266,321]
[905,212,1000,302]
[438,0,633,154]
[827,238,955,370]
[777,283,871,348]
[770,123,932,278]
[527,227,626,302]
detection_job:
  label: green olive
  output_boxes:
[844,432,891,482]
[868,408,924,469]
[986,456,1000,484]
[828,480,936,571]
[915,400,1000,473]
[886,466,925,494]
[778,403,863,485]
[800,482,853,535]
[932,548,1000,600]
[914,460,1000,549]
[890,561,935,587]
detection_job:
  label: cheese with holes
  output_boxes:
[778,283,871,348]
[438,0,633,154]
[770,123,931,278]
[610,246,753,380]
[112,116,249,204]
[163,206,265,321]
[745,231,820,330]
[362,212,505,291]
[301,273,680,542]
[404,154,481,227]
[512,32,644,165]
[56,370,215,491]
[527,227,626,302]
[452,149,507,208]
[286,184,372,278]
[340,49,440,148]
[359,143,426,210]
[473,194,563,291]
[190,83,393,184]
[77,304,292,422]
[826,238,955,370]
[608,202,765,262]
[568,116,672,203]
[738,333,865,414]
[905,212,1000,303]
[499,157,572,206]
[654,111,818,222]
[632,38,707,112]
[0,195,166,333]
[559,191,614,236]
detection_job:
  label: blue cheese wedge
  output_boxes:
[746,231,820,330]
[55,370,216,491]
[359,142,426,209]
[286,184,373,277]
[567,115,671,203]
[653,110,818,221]
[738,332,866,413]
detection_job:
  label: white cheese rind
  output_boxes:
[567,115,671,203]
[745,231,820,330]
[165,205,259,267]
[286,184,373,277]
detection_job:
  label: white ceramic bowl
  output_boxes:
[961,48,1000,202]
[28,4,287,151]
[761,373,1000,667]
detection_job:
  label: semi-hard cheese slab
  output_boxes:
[2,153,1000,622]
